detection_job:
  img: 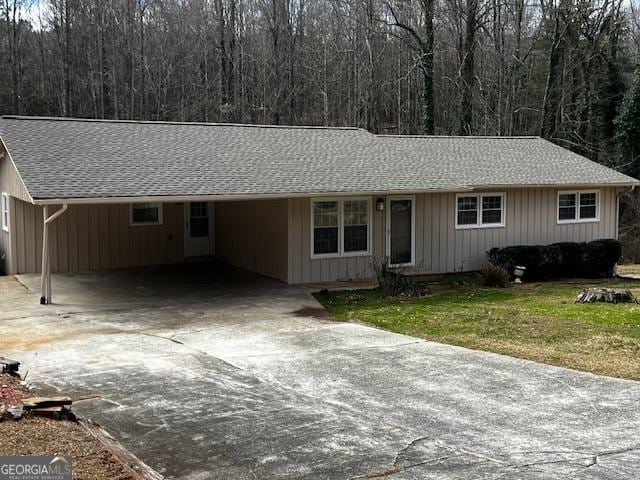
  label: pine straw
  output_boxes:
[0,417,141,480]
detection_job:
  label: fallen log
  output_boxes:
[574,288,638,304]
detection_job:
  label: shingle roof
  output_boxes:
[0,116,637,201]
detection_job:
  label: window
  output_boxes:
[1,193,8,232]
[311,198,371,258]
[557,191,599,223]
[343,200,369,253]
[456,193,505,229]
[558,193,577,220]
[189,202,209,237]
[457,196,478,226]
[130,203,163,225]
[313,201,339,255]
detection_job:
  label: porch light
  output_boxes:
[376,198,385,211]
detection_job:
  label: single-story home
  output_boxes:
[0,116,638,302]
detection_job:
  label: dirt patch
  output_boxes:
[443,335,640,381]
[291,306,334,320]
[0,327,127,352]
[0,417,141,480]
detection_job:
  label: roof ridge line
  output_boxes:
[0,115,367,132]
[376,134,540,139]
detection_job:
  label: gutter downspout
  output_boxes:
[614,186,635,276]
[40,204,68,305]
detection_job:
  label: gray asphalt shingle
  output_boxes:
[0,116,637,200]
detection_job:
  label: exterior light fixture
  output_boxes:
[376,198,385,211]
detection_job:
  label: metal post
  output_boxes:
[39,204,68,305]
[40,206,49,304]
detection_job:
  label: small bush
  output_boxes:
[371,256,428,297]
[487,239,622,280]
[480,265,509,288]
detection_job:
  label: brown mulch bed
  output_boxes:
[0,374,142,480]
[0,373,31,406]
[0,417,141,480]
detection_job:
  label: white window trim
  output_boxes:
[386,195,416,267]
[455,192,506,230]
[129,202,164,226]
[557,190,600,224]
[1,192,8,232]
[310,197,372,259]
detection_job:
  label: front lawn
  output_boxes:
[315,276,640,380]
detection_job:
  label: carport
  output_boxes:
[31,196,289,304]
[0,116,381,301]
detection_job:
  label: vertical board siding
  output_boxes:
[0,152,31,202]
[288,197,385,284]
[4,187,621,280]
[288,187,620,284]
[12,201,184,274]
[0,151,31,272]
[215,199,289,282]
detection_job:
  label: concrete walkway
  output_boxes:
[1,264,639,479]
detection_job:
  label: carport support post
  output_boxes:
[40,206,49,304]
[40,204,68,305]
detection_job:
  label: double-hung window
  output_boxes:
[455,193,505,229]
[312,201,339,255]
[557,191,599,223]
[311,198,371,258]
[1,193,8,232]
[130,203,163,225]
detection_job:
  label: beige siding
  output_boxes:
[11,200,185,274]
[215,199,289,282]
[0,151,33,274]
[288,187,619,284]
[0,149,31,202]
[287,197,384,283]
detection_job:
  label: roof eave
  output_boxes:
[31,182,639,205]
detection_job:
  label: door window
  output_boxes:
[190,202,209,237]
[389,198,413,266]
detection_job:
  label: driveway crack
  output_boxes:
[133,331,245,371]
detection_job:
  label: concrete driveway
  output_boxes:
[1,263,639,480]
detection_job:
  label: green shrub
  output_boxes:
[553,242,584,276]
[584,239,622,277]
[487,239,621,280]
[480,265,509,287]
[487,245,543,278]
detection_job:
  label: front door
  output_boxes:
[184,202,214,257]
[386,196,415,266]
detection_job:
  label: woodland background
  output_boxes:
[2,0,640,258]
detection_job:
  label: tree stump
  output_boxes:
[574,288,638,304]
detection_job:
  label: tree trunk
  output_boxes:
[422,0,435,135]
[460,0,478,135]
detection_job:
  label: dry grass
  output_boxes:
[617,264,640,277]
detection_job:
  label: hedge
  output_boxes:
[487,239,622,280]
